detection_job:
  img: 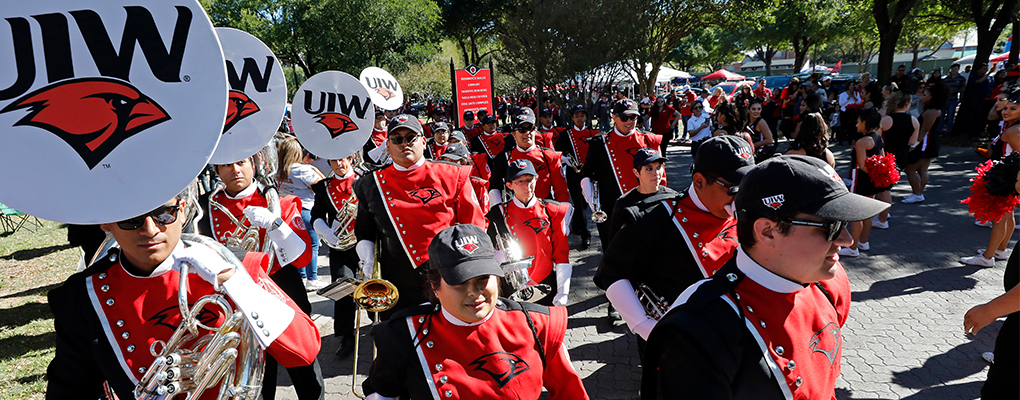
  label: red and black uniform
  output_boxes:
[554,125,602,240]
[197,185,321,400]
[47,243,321,400]
[462,123,483,142]
[469,131,511,193]
[537,125,559,149]
[364,300,589,399]
[485,198,570,305]
[580,129,664,243]
[425,139,450,160]
[642,249,851,400]
[491,146,570,203]
[353,159,486,318]
[310,172,360,338]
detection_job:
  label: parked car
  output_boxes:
[709,80,755,100]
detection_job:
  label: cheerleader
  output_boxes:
[839,108,894,257]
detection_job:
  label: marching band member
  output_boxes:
[642,156,887,400]
[440,143,493,216]
[48,192,321,399]
[469,114,512,197]
[580,98,664,248]
[595,137,755,361]
[363,224,589,399]
[353,115,486,319]
[554,104,602,249]
[604,148,677,243]
[490,110,570,205]
[424,121,451,160]
[310,154,361,359]
[537,108,559,148]
[485,159,572,306]
[461,110,483,142]
[364,110,392,168]
[197,156,323,400]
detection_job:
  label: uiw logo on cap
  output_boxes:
[762,194,785,210]
[455,235,480,254]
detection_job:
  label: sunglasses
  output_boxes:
[711,178,739,196]
[117,201,181,230]
[618,115,638,122]
[516,125,536,133]
[781,218,848,242]
[388,133,420,145]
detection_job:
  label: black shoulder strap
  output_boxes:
[812,281,839,320]
[490,203,512,238]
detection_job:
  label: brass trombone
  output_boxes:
[350,243,398,398]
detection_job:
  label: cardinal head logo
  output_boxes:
[809,322,842,366]
[626,147,644,157]
[375,87,397,100]
[0,77,171,170]
[315,113,359,139]
[408,187,441,204]
[469,352,530,388]
[223,90,261,133]
[762,194,785,210]
[523,218,550,234]
[455,235,481,254]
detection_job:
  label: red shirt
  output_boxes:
[650,105,678,134]
[537,125,558,148]
[208,188,312,274]
[496,199,570,284]
[679,92,697,116]
[754,87,773,103]
[509,147,569,202]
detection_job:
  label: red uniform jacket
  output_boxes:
[364,301,589,400]
[462,125,483,142]
[508,146,569,203]
[582,130,664,195]
[426,139,449,160]
[324,173,358,236]
[486,199,570,284]
[470,176,491,225]
[46,246,320,400]
[206,186,312,274]
[370,128,388,147]
[537,125,558,149]
[472,131,510,159]
[470,153,492,182]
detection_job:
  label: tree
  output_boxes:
[897,2,968,68]
[872,0,923,84]
[773,0,848,73]
[668,29,746,73]
[437,0,506,66]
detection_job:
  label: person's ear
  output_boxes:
[692,172,706,190]
[753,218,779,248]
[633,168,640,179]
[99,223,114,233]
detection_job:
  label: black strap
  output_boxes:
[521,307,547,369]
[812,281,839,320]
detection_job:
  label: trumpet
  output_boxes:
[562,154,582,174]
[325,197,358,251]
[134,234,264,400]
[493,234,550,303]
[636,283,669,320]
[591,182,607,223]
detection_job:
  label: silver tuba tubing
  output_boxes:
[326,197,358,251]
[591,182,607,223]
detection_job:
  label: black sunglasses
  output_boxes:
[389,132,420,145]
[780,218,848,242]
[711,178,739,196]
[618,115,638,122]
[516,125,536,133]
[117,200,181,230]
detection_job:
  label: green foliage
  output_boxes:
[668,28,746,72]
[437,0,506,65]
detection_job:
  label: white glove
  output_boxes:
[580,177,595,211]
[606,279,657,340]
[552,293,568,307]
[356,240,376,279]
[173,244,235,290]
[266,220,306,266]
[488,189,502,205]
[555,263,572,296]
[243,206,277,229]
[313,218,340,248]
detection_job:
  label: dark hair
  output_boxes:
[859,108,882,131]
[737,213,794,249]
[887,91,911,111]
[898,64,906,69]
[797,113,829,157]
[923,83,949,110]
[715,102,742,128]
[803,93,823,113]
[424,264,502,303]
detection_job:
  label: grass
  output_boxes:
[0,220,81,400]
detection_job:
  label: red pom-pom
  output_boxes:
[962,160,1020,223]
[865,154,900,187]
[845,103,864,110]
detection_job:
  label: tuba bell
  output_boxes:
[493,233,550,303]
[325,198,359,251]
[133,234,264,400]
[591,182,608,223]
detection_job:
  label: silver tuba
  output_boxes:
[493,234,550,303]
[591,182,607,223]
[133,234,264,400]
[636,283,670,320]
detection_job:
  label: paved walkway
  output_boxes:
[276,142,1010,399]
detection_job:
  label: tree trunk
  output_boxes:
[875,24,904,85]
[792,38,806,73]
[1010,19,1019,65]
[911,44,920,68]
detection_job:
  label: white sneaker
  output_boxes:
[872,219,889,229]
[959,255,995,267]
[901,194,925,204]
[982,352,995,364]
[838,247,859,257]
[978,249,1009,260]
[858,242,870,251]
[976,220,993,228]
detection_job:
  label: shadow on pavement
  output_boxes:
[890,324,999,392]
[852,265,983,301]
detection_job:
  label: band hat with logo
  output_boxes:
[506,159,538,181]
[632,148,668,169]
[429,224,504,286]
[691,136,755,185]
[613,99,640,116]
[440,143,470,162]
[540,108,554,117]
[735,155,889,222]
[481,114,498,124]
[433,121,450,133]
[450,131,467,143]
[464,110,475,120]
[514,108,537,126]
[571,104,587,115]
[387,114,423,136]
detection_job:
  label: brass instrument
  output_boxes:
[208,143,282,271]
[563,155,582,174]
[591,182,608,223]
[636,283,669,321]
[325,198,358,251]
[493,234,550,303]
[350,243,399,399]
[134,234,265,400]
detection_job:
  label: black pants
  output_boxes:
[329,248,359,338]
[262,265,324,400]
[565,169,591,240]
[982,312,1019,399]
[653,131,672,155]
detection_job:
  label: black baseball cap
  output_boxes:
[440,143,470,162]
[633,148,667,169]
[433,121,450,133]
[540,108,553,117]
[431,107,446,116]
[506,159,538,181]
[613,99,640,116]
[387,114,423,135]
[464,110,475,119]
[691,136,755,185]
[736,155,889,222]
[428,224,504,285]
[481,114,498,124]
[570,104,586,115]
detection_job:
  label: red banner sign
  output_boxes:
[454,64,492,127]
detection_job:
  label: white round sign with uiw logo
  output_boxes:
[291,71,373,160]
[0,0,227,224]
[210,27,288,164]
[360,67,403,111]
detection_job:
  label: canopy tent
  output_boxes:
[701,69,745,81]
[956,53,1006,66]
[574,62,693,87]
